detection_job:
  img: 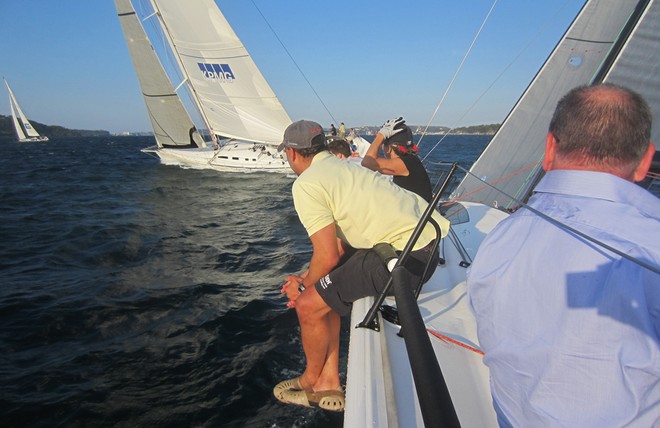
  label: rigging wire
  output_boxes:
[420,0,576,161]
[451,164,660,276]
[249,0,337,125]
[418,0,498,148]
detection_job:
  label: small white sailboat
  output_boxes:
[114,0,291,172]
[345,0,659,426]
[3,79,49,143]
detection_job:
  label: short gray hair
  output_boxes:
[549,84,652,172]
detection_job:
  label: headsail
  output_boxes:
[452,0,651,209]
[148,0,292,146]
[114,0,204,148]
[7,92,27,141]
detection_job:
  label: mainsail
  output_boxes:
[147,0,292,146]
[452,0,656,209]
[114,0,203,148]
[4,78,47,142]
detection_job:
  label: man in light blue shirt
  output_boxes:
[467,84,659,427]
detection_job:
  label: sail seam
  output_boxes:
[564,37,615,44]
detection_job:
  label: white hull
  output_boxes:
[18,136,49,143]
[142,139,291,173]
[345,202,509,427]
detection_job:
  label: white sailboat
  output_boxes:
[3,79,49,143]
[345,0,659,426]
[114,0,291,172]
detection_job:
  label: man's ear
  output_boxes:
[542,132,557,171]
[286,147,296,161]
[632,142,656,182]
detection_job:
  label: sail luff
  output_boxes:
[452,0,644,209]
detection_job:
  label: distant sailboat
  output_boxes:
[114,0,291,172]
[4,79,49,143]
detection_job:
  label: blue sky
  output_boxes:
[0,0,585,133]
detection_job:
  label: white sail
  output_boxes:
[148,0,292,146]
[8,95,27,141]
[114,0,204,148]
[4,78,48,142]
[452,0,647,210]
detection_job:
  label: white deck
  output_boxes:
[345,202,509,427]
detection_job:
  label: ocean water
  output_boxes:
[1,135,655,427]
[0,134,487,427]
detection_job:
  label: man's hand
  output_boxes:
[281,275,304,308]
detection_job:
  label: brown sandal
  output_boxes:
[273,377,306,402]
[279,387,345,412]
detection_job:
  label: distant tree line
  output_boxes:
[0,115,110,138]
[355,123,500,136]
[449,123,500,135]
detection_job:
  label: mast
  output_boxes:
[593,0,653,84]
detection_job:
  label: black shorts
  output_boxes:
[315,243,438,316]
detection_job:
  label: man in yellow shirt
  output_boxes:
[274,120,449,412]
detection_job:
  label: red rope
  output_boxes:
[427,328,484,356]
[440,160,542,210]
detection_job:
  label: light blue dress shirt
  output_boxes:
[467,170,660,427]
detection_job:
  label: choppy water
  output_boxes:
[6,134,654,427]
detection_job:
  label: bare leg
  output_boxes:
[295,286,341,391]
[313,310,341,391]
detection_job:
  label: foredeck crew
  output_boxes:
[274,119,449,412]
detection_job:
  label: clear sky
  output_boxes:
[0,0,586,134]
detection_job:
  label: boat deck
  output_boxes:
[345,202,508,427]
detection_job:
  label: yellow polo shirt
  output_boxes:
[292,151,449,251]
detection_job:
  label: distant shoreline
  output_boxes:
[1,114,499,138]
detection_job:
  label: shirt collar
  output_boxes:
[310,151,332,165]
[535,170,660,215]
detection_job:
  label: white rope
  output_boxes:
[421,0,576,162]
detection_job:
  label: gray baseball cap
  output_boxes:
[277,120,326,152]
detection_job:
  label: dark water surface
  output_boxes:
[0,134,486,427]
